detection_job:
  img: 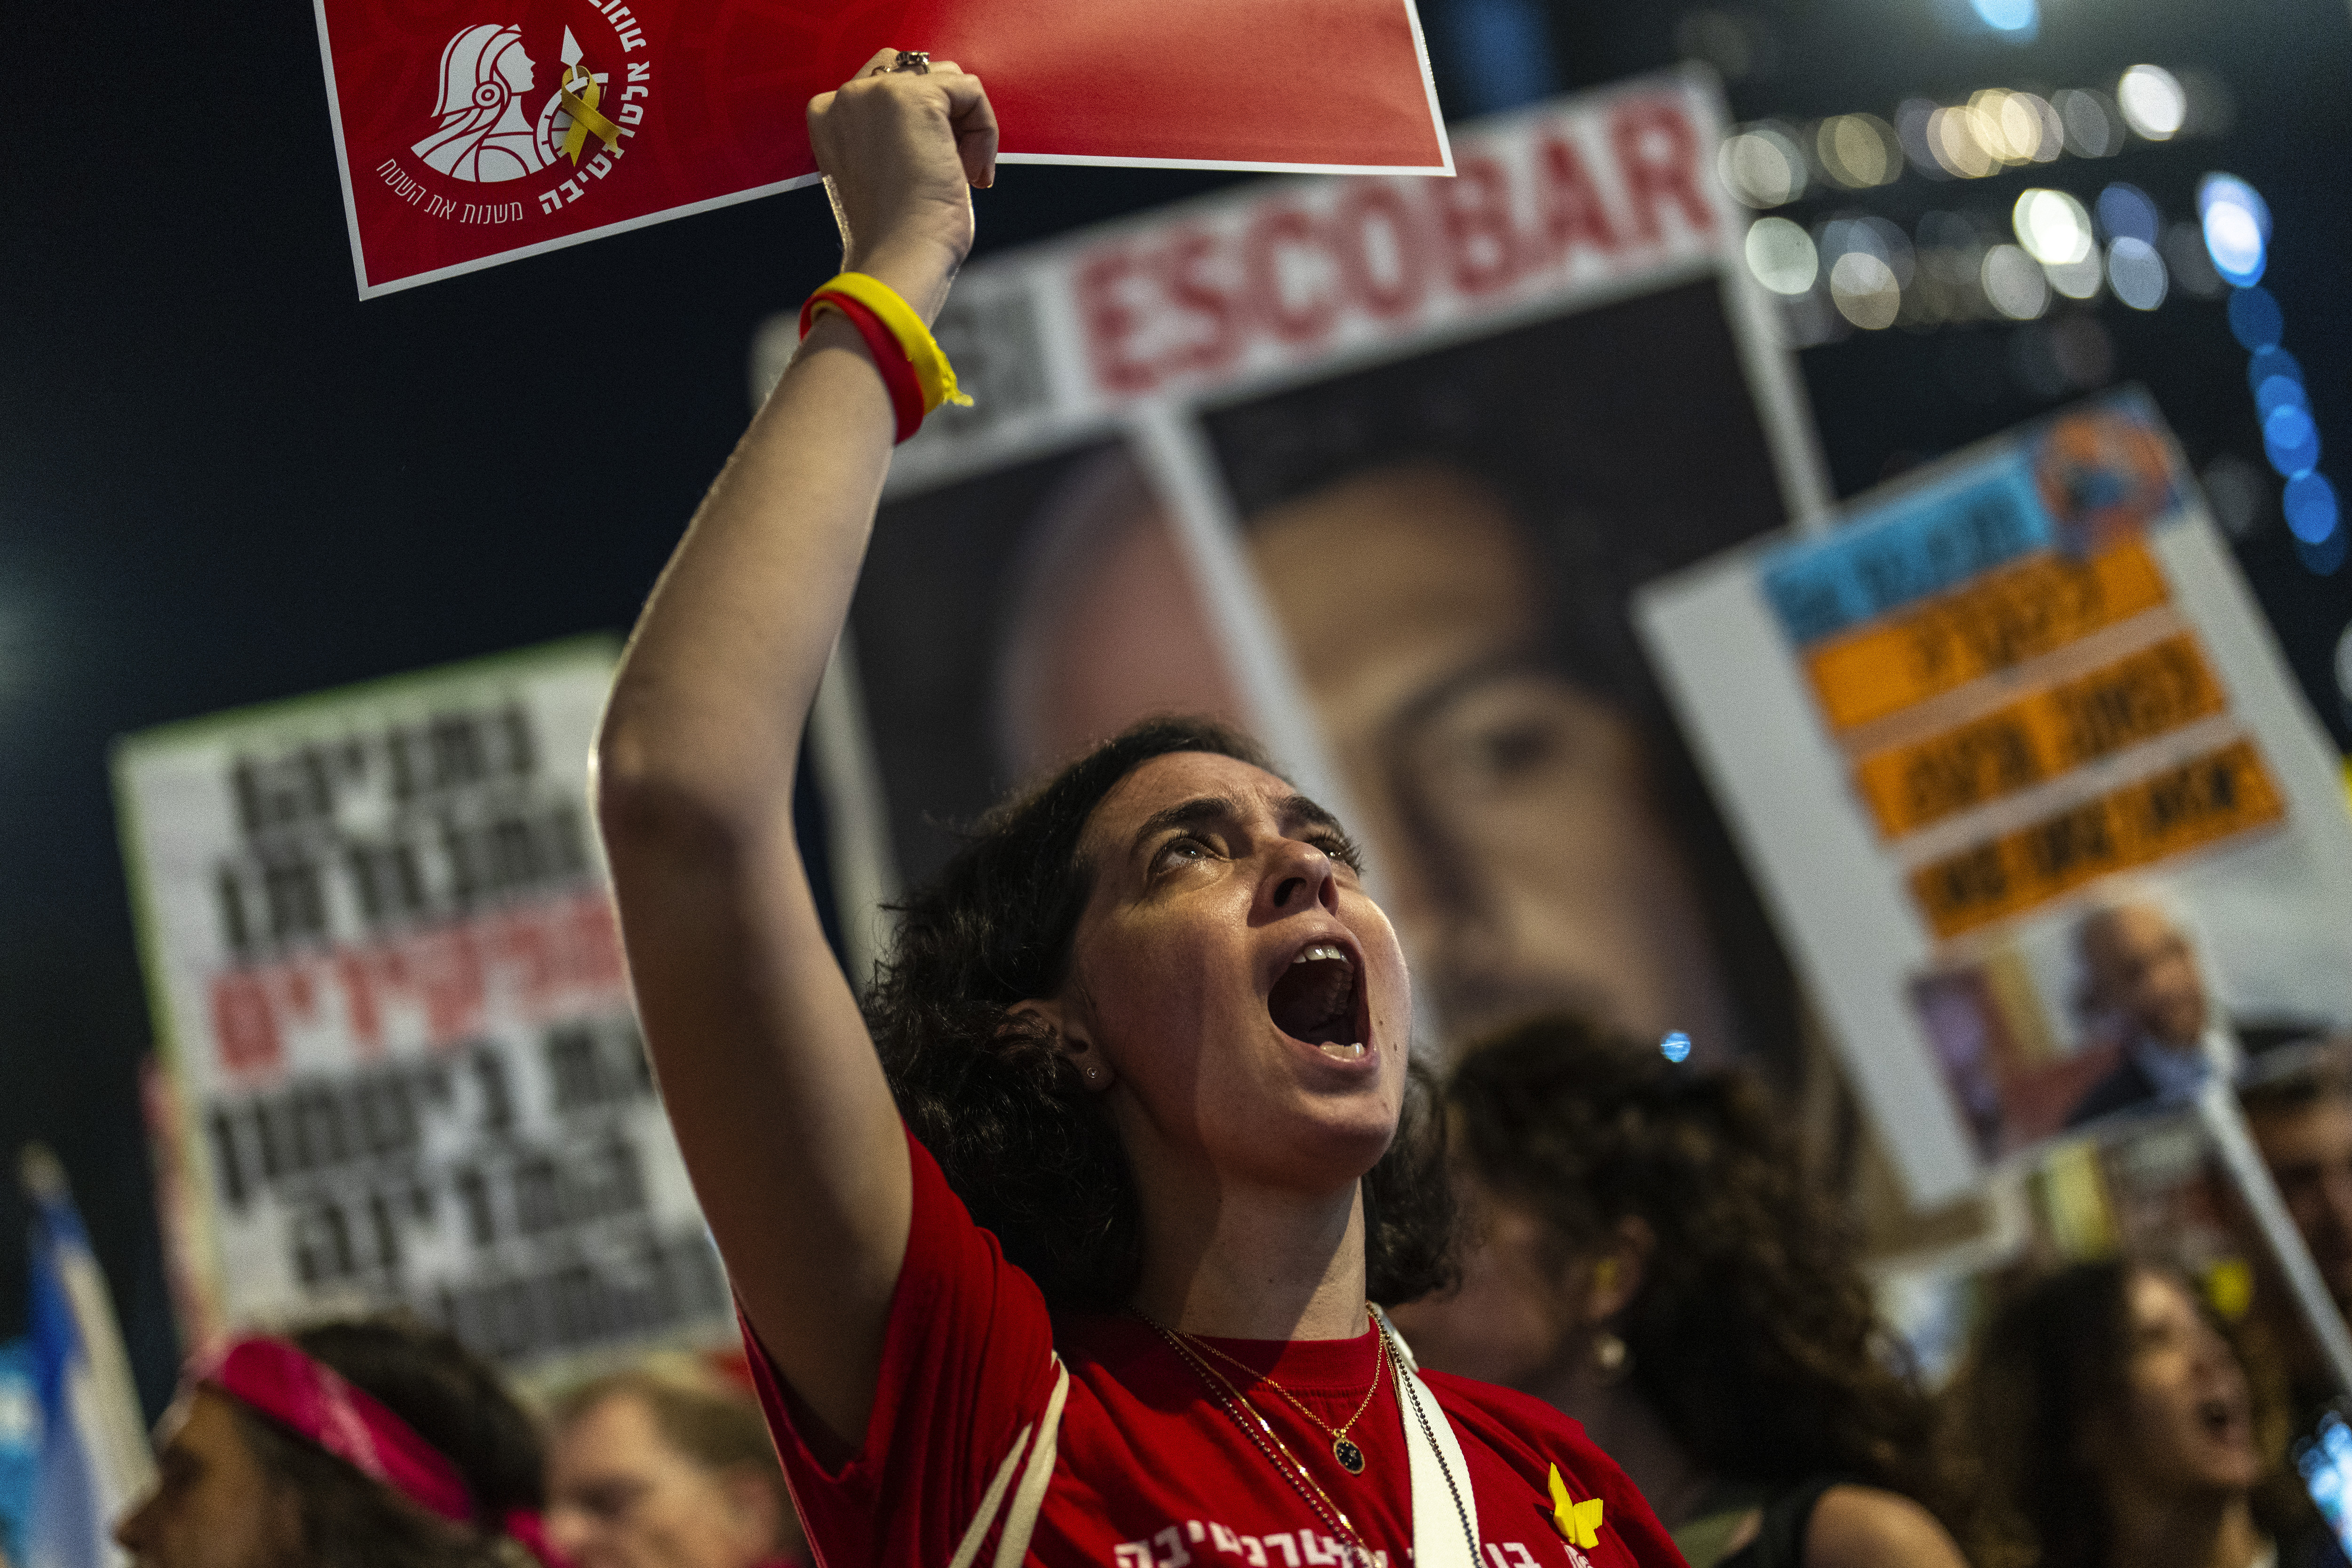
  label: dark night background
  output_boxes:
[8,0,2350,1416]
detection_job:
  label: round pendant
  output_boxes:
[1332,1436,1366,1475]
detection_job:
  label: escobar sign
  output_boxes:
[116,640,731,1368]
[312,0,1451,297]
[879,67,1788,494]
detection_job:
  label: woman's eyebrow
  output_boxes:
[1278,794,1344,837]
[1128,792,1343,861]
[1130,795,1239,859]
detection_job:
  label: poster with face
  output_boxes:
[1640,394,2352,1202]
[815,67,1829,1074]
[1915,872,2345,1162]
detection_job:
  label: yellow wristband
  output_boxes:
[814,272,972,415]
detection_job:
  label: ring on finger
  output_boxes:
[888,49,930,73]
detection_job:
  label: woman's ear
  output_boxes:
[1006,999,1115,1093]
[1584,1216,1653,1324]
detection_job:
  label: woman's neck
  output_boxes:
[2101,1480,2264,1568]
[1526,1357,1715,1528]
[1128,1159,1369,1341]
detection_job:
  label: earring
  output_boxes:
[1592,1330,1630,1384]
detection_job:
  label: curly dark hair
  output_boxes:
[228,1316,545,1568]
[1446,1015,1949,1511]
[1944,1259,2318,1568]
[867,714,1456,1313]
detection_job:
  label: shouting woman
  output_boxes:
[593,51,1683,1568]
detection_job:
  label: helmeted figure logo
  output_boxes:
[413,24,551,182]
[412,23,621,184]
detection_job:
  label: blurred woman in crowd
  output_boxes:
[545,1366,807,1568]
[1947,1260,2345,1568]
[1389,1015,1968,1568]
[115,1315,551,1568]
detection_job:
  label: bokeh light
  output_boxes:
[2284,474,2340,545]
[1969,91,2059,165]
[1821,215,1914,282]
[2265,403,2321,478]
[2117,65,2186,140]
[1661,1031,1693,1063]
[1928,106,1996,178]
[1745,217,1820,295]
[1969,0,2037,33]
[2045,254,2104,301]
[2198,175,2342,577]
[2054,90,2122,157]
[2255,372,2307,422]
[1829,250,1901,329]
[1817,114,1900,188]
[2106,238,2167,310]
[2095,183,2160,246]
[2200,174,2270,287]
[1718,124,1810,208]
[1981,244,2050,319]
[2013,188,2093,265]
[2228,285,2284,350]
[2248,344,2303,393]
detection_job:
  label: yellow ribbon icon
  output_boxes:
[558,64,622,164]
[1549,1465,1604,1550]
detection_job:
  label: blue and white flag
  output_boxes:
[23,1148,153,1568]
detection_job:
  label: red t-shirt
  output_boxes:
[746,1131,1685,1568]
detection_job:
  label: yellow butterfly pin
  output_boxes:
[1549,1465,1604,1550]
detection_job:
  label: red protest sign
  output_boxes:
[315,0,1452,298]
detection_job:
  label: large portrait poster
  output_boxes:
[1639,395,2352,1204]
[114,639,731,1369]
[808,68,1832,1078]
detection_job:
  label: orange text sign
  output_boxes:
[1907,739,2286,939]
[1851,634,2229,839]
[1803,541,2171,734]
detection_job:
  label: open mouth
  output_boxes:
[2198,1395,2243,1440]
[1268,942,1366,1061]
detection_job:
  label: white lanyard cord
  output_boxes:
[1374,1311,1483,1568]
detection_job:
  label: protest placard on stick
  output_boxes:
[1639,393,2352,1204]
[115,639,732,1370]
[315,0,1451,296]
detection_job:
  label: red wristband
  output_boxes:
[801,290,925,443]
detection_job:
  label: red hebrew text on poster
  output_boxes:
[1067,90,1718,400]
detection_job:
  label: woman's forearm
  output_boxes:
[596,309,901,823]
[590,56,999,1452]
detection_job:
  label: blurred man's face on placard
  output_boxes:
[2079,903,2209,1051]
[1003,459,1737,1056]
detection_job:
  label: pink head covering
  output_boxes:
[193,1336,565,1568]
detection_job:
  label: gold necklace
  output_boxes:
[1170,1309,1389,1475]
[1136,1311,1373,1556]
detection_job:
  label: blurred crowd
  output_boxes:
[40,1011,2341,1568]
[87,1326,810,1568]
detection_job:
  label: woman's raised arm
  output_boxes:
[592,55,997,1455]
